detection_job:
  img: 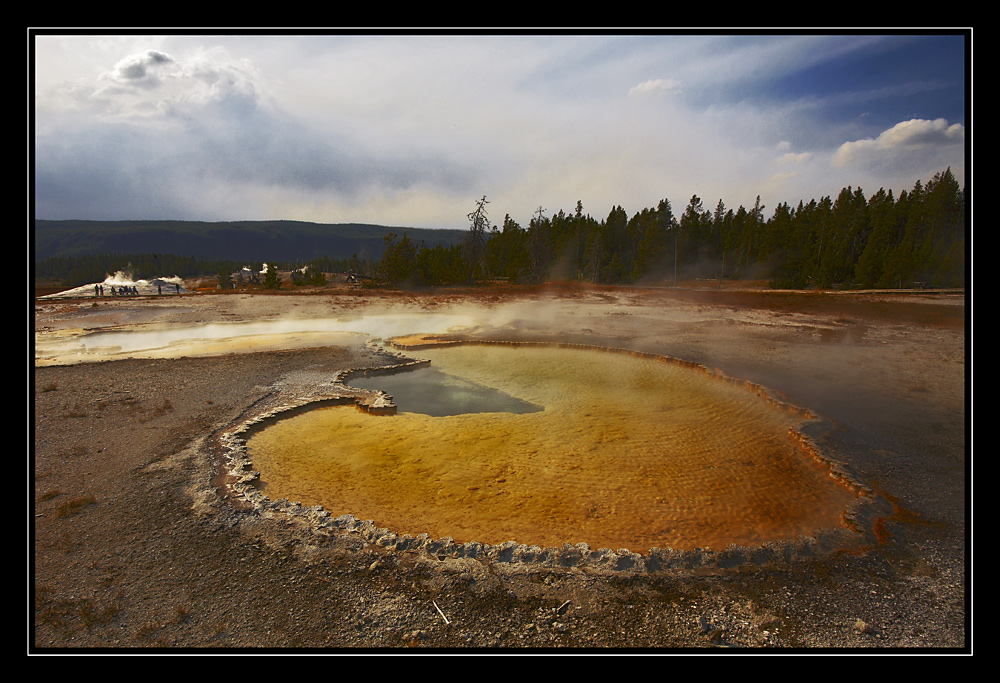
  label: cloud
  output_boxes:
[33,35,966,229]
[101,49,175,89]
[81,46,265,124]
[833,118,965,167]
[775,151,812,165]
[35,43,481,222]
[767,170,801,186]
[628,78,683,97]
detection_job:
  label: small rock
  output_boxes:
[854,618,875,634]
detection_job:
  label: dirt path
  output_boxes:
[31,286,967,650]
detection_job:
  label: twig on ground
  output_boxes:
[433,601,450,624]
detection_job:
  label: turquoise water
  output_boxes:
[347,365,543,417]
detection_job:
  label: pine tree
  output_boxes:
[263,264,281,289]
[527,207,552,283]
[855,188,897,288]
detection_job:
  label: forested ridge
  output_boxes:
[33,219,470,262]
[379,168,965,290]
[34,168,965,290]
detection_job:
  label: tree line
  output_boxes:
[34,168,964,291]
[384,168,963,290]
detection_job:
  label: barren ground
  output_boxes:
[31,283,968,652]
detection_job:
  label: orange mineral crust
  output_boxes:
[247,343,858,553]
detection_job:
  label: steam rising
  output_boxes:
[39,271,187,299]
[34,307,485,365]
[35,287,841,367]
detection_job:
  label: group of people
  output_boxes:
[93,282,183,297]
[94,283,181,296]
[94,284,137,296]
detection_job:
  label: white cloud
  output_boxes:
[102,49,175,89]
[78,46,265,124]
[775,152,812,165]
[767,170,801,187]
[628,78,683,97]
[833,118,965,167]
[33,35,966,229]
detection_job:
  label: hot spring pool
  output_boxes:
[245,342,859,553]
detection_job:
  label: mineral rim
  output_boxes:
[214,336,883,573]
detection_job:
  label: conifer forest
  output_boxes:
[379,168,965,290]
[35,168,965,291]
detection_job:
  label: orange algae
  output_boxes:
[246,344,858,553]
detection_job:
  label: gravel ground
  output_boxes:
[31,286,969,652]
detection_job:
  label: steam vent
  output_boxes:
[236,338,867,563]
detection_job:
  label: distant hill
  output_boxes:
[33,219,467,263]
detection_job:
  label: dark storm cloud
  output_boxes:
[182,103,475,194]
[34,116,202,220]
[104,49,175,89]
[34,104,477,220]
[34,45,478,221]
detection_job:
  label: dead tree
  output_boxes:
[465,195,490,282]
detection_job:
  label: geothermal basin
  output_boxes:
[33,296,868,556]
[33,287,967,648]
[244,337,862,554]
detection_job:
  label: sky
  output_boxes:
[31,31,968,231]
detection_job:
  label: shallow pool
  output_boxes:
[246,343,858,553]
